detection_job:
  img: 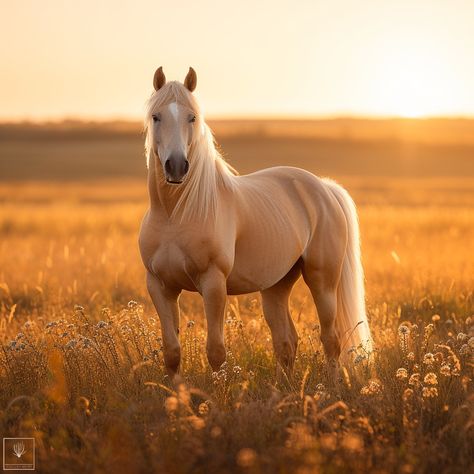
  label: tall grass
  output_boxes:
[0,180,473,473]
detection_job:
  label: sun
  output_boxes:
[370,44,452,118]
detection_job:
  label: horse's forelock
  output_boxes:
[145,82,198,121]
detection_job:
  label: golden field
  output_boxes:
[0,122,473,473]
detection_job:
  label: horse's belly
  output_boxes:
[226,242,302,294]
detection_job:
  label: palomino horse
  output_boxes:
[139,67,372,378]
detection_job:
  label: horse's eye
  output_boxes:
[152,115,160,123]
[189,115,196,123]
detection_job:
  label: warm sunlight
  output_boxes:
[0,0,473,119]
[369,39,458,118]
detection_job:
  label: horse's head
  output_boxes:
[148,67,199,184]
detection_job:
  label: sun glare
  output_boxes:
[370,43,455,118]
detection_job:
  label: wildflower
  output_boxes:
[233,365,242,375]
[398,325,410,335]
[342,433,364,452]
[360,380,383,396]
[188,415,205,430]
[408,373,421,387]
[425,323,434,333]
[396,368,408,380]
[198,402,210,416]
[236,448,257,468]
[320,434,337,451]
[407,352,415,361]
[423,353,435,365]
[82,338,92,349]
[446,353,461,375]
[440,364,451,376]
[65,339,77,350]
[77,396,90,410]
[422,387,438,398]
[424,372,438,385]
[315,383,326,392]
[459,344,471,356]
[164,396,179,414]
[127,300,138,309]
[402,388,414,401]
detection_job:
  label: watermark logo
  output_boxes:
[3,438,35,470]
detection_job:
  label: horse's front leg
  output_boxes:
[146,272,181,378]
[199,266,227,371]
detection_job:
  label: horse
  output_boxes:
[139,66,372,379]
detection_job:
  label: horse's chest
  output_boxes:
[151,243,189,283]
[142,230,224,291]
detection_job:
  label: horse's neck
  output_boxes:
[147,156,184,217]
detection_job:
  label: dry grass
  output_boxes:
[0,179,473,474]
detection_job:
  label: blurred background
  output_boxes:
[0,0,473,315]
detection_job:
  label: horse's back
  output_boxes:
[234,166,337,224]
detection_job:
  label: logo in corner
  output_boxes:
[3,438,35,470]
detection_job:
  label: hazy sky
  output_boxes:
[1,0,474,120]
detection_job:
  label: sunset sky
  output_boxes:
[1,0,474,120]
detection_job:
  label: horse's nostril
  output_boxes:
[165,159,172,174]
[184,160,189,174]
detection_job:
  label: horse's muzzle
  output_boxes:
[164,154,189,184]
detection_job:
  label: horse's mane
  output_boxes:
[144,81,237,222]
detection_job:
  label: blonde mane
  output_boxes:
[144,82,237,222]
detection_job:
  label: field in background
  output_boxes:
[2,118,474,180]
[0,122,473,473]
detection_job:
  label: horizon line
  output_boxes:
[2,112,474,124]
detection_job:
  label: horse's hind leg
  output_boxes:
[302,262,341,374]
[261,263,301,375]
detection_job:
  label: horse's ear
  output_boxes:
[153,67,166,91]
[184,67,197,92]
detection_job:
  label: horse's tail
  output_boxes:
[323,179,373,354]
